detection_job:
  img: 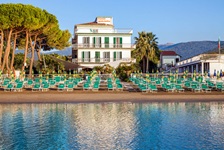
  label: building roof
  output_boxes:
[76,21,114,26]
[49,56,85,70]
[76,16,114,27]
[161,51,178,56]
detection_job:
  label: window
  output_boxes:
[113,37,122,48]
[95,51,100,62]
[103,52,110,62]
[113,52,122,61]
[93,37,101,48]
[82,51,90,62]
[83,37,90,48]
[104,37,109,48]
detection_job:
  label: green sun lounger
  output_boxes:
[13,83,23,92]
[150,84,158,93]
[191,84,201,93]
[83,83,91,91]
[175,84,184,93]
[139,84,148,93]
[116,83,123,91]
[201,83,211,93]
[42,83,50,92]
[92,83,99,91]
[4,83,13,92]
[67,83,74,91]
[107,83,115,91]
[58,83,65,91]
[32,83,41,91]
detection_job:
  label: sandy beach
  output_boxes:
[0,90,224,103]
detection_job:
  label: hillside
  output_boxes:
[43,47,72,56]
[159,41,224,60]
[15,47,72,60]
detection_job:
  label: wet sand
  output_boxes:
[0,91,224,103]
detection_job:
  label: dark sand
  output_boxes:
[0,90,224,103]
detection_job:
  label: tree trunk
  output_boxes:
[10,33,17,70]
[37,48,42,61]
[1,28,13,72]
[142,57,146,73]
[22,30,29,72]
[146,57,149,73]
[29,35,37,78]
[36,41,42,61]
[0,29,4,68]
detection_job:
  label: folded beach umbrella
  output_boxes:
[220,70,223,77]
[214,69,216,77]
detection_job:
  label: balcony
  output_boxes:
[72,43,135,49]
[72,58,132,63]
[75,28,133,34]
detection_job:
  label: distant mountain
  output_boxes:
[44,47,72,56]
[158,43,174,49]
[15,47,72,60]
[159,41,224,60]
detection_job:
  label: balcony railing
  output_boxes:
[75,28,133,34]
[72,43,135,49]
[72,58,132,63]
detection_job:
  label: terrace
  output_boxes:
[72,43,135,49]
[75,28,133,34]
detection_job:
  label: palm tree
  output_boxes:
[133,31,159,73]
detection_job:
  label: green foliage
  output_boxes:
[0,3,71,72]
[93,66,103,73]
[132,31,160,73]
[116,63,140,81]
[13,53,29,70]
[36,54,64,74]
[92,64,114,74]
[102,64,114,74]
[50,53,68,61]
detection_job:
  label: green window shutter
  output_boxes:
[114,52,116,61]
[99,37,101,47]
[105,37,109,48]
[95,51,100,58]
[82,51,84,62]
[82,51,84,58]
[113,37,116,48]
[105,37,109,43]
[120,37,122,48]
[93,37,96,44]
[93,37,96,48]
[95,51,100,62]
[120,52,122,59]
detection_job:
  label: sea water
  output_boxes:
[0,102,224,150]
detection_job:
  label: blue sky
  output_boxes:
[1,0,224,44]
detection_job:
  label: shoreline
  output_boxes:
[1,91,224,103]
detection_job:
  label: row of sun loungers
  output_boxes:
[0,74,124,92]
[130,76,224,93]
[1,73,224,93]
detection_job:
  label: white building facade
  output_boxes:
[72,17,134,68]
[176,54,224,75]
[160,51,180,71]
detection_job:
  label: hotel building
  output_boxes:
[176,54,224,75]
[72,16,134,69]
